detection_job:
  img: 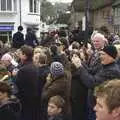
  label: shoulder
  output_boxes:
[53,115,65,120]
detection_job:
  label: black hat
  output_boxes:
[102,45,118,59]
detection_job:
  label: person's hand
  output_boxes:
[71,54,81,68]
[12,68,19,76]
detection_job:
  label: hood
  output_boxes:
[0,97,21,113]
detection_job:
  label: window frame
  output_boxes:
[29,0,40,14]
[0,0,17,12]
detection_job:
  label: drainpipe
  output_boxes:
[84,0,90,47]
[19,0,22,25]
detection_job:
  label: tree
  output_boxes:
[40,0,56,24]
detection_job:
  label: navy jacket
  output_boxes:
[12,31,24,48]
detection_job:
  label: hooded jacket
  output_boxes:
[0,97,21,120]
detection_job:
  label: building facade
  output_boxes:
[113,0,120,34]
[0,0,41,43]
[70,0,114,32]
[92,6,113,32]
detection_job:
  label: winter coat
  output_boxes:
[116,57,120,68]
[48,114,65,120]
[15,62,42,120]
[12,31,24,49]
[0,97,21,120]
[41,74,71,120]
[71,69,88,120]
[25,32,39,48]
[38,65,50,97]
[84,51,102,75]
[77,62,120,107]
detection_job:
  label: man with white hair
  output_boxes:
[92,33,106,50]
[83,33,107,120]
[84,33,107,75]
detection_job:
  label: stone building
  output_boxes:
[70,0,114,32]
[113,0,120,34]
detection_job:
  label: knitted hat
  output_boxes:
[1,53,12,61]
[1,53,18,66]
[50,62,64,76]
[102,45,118,59]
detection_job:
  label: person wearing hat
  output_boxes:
[71,45,120,120]
[1,53,18,77]
[41,62,71,120]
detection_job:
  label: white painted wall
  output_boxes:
[0,0,41,38]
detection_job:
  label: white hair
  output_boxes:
[92,33,105,41]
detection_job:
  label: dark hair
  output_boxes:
[18,25,23,31]
[50,45,58,55]
[59,37,69,49]
[27,27,32,33]
[0,82,11,97]
[20,45,33,61]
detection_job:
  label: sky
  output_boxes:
[48,0,73,3]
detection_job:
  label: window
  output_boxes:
[114,7,120,17]
[0,0,17,12]
[29,0,39,13]
[1,0,6,11]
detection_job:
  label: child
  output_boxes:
[0,82,21,120]
[48,95,65,120]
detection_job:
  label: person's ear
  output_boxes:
[58,108,62,114]
[112,107,120,118]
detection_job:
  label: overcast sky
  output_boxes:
[48,0,73,3]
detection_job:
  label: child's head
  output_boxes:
[0,82,11,101]
[48,95,65,116]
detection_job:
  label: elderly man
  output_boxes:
[71,33,107,120]
[72,45,120,120]
[94,80,120,120]
[84,33,107,75]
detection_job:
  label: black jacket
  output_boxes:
[48,114,65,120]
[71,70,88,120]
[25,32,39,48]
[12,31,24,49]
[0,98,21,120]
[15,62,42,120]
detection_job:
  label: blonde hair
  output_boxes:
[94,79,120,112]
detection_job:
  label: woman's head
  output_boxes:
[33,53,47,66]
[20,45,33,62]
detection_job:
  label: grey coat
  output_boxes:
[77,62,120,107]
[78,62,120,89]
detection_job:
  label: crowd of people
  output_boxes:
[0,25,120,120]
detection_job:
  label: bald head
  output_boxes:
[92,33,107,50]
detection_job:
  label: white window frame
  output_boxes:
[29,0,40,14]
[0,0,17,12]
